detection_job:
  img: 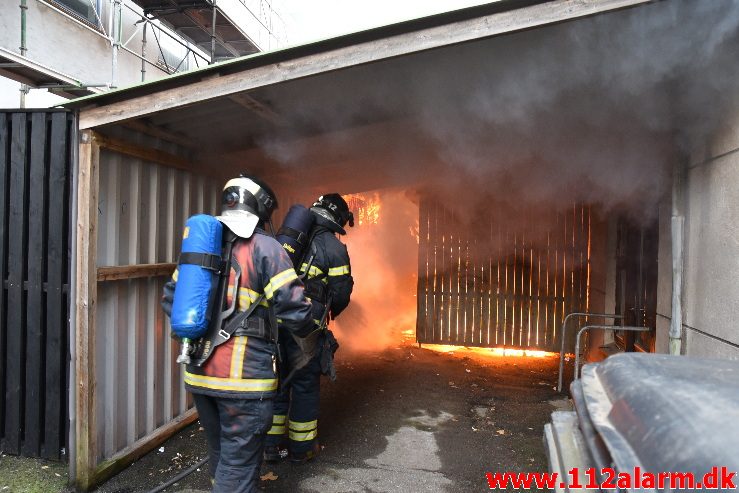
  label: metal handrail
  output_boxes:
[573,325,651,382]
[557,313,623,392]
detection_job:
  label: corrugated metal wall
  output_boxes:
[95,145,219,462]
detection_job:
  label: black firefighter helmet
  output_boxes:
[311,193,354,235]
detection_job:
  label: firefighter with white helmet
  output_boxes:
[162,175,314,492]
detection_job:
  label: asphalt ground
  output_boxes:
[95,344,568,493]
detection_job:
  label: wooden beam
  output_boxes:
[90,408,198,488]
[97,262,176,282]
[78,0,652,129]
[228,93,286,126]
[94,134,193,171]
[122,119,194,149]
[75,130,100,492]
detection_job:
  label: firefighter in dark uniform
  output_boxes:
[265,194,354,463]
[162,176,314,493]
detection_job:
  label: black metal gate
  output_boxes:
[0,110,74,460]
[416,198,591,351]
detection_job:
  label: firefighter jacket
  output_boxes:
[167,230,313,400]
[300,214,354,322]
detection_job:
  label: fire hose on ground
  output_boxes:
[147,456,209,493]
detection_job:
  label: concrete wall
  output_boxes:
[655,111,739,360]
[681,113,739,359]
[654,199,672,354]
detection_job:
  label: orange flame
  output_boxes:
[343,193,381,226]
[423,344,556,358]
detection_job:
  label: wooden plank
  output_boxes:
[122,119,194,149]
[97,263,176,282]
[90,408,198,488]
[5,113,28,455]
[23,112,48,457]
[431,202,441,342]
[0,113,8,443]
[415,198,428,343]
[437,204,446,342]
[94,134,194,172]
[455,213,463,343]
[544,230,552,348]
[495,220,502,346]
[44,112,69,460]
[75,130,100,491]
[77,0,653,129]
[466,237,475,345]
[501,227,509,346]
[228,93,286,126]
[511,232,520,347]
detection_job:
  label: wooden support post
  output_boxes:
[75,130,100,492]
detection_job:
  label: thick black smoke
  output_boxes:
[255,0,739,224]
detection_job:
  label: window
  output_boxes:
[50,0,103,27]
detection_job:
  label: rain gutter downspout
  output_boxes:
[111,0,122,88]
[670,161,686,355]
[19,0,29,107]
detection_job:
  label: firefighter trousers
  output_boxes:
[266,332,322,455]
[193,393,272,493]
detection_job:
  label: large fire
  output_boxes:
[343,193,381,226]
[423,344,556,358]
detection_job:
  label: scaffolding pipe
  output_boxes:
[111,0,122,88]
[210,0,217,63]
[19,0,29,107]
[670,161,686,355]
[141,21,147,82]
[557,312,623,392]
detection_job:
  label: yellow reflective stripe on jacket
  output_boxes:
[299,263,324,279]
[289,419,317,431]
[184,372,278,392]
[229,286,270,310]
[272,414,286,424]
[264,268,298,299]
[289,429,318,442]
[328,265,350,276]
[230,336,248,379]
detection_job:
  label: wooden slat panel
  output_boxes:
[44,112,68,460]
[450,214,460,343]
[5,113,28,454]
[0,114,8,444]
[438,205,447,342]
[427,199,436,342]
[415,199,427,342]
[416,199,592,350]
[23,113,47,457]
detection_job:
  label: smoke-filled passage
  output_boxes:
[330,190,419,352]
[251,0,739,226]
